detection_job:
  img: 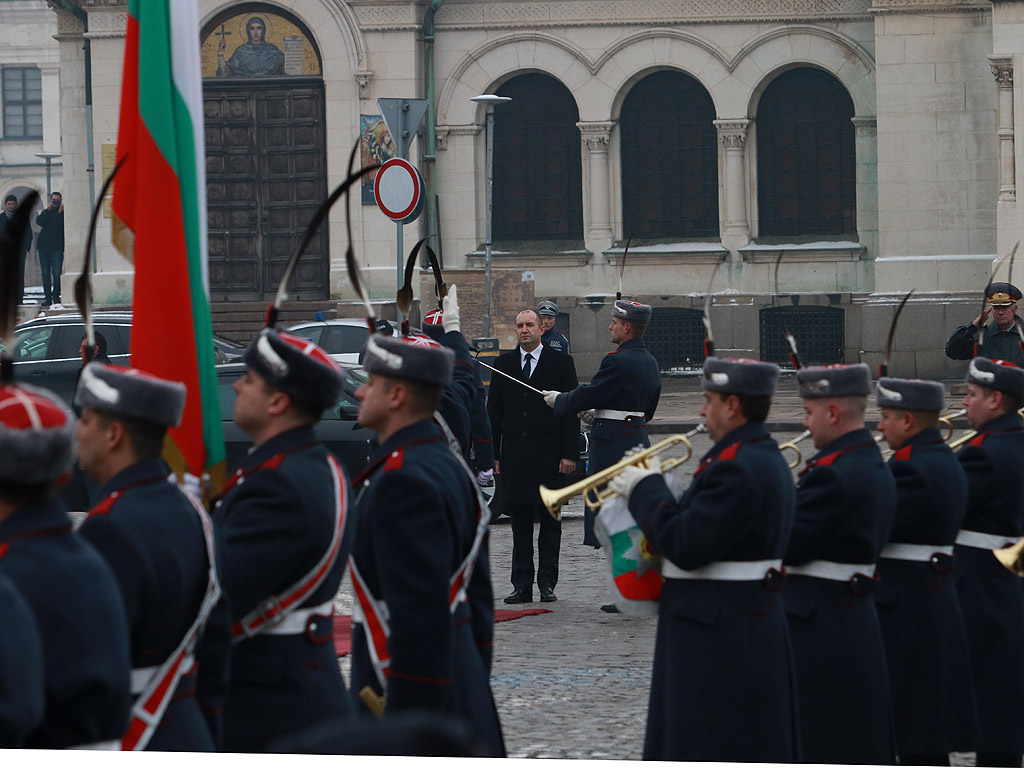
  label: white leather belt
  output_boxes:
[68,740,121,750]
[662,558,782,581]
[261,599,335,635]
[786,560,875,581]
[881,543,954,562]
[130,655,195,695]
[955,529,1019,550]
[594,409,645,421]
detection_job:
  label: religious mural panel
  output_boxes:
[201,8,321,79]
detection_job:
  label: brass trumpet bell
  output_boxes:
[539,425,706,520]
[994,537,1024,577]
[778,430,811,470]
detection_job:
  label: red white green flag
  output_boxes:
[112,0,224,496]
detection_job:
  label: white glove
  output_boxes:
[578,409,595,426]
[475,468,494,487]
[607,457,662,501]
[168,471,202,498]
[542,390,560,409]
[442,284,460,333]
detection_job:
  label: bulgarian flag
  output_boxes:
[112,0,224,497]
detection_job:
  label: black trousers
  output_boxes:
[509,501,560,593]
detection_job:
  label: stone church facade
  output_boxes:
[45,0,1024,378]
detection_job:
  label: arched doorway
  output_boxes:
[200,5,327,302]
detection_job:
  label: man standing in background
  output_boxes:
[35,191,64,309]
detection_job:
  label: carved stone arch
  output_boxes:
[200,0,365,73]
[596,30,731,121]
[438,33,591,125]
[729,26,875,119]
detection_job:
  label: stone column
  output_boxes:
[577,120,615,257]
[38,62,61,156]
[851,116,878,260]
[990,55,1015,202]
[714,119,750,251]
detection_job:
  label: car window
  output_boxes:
[290,325,324,346]
[217,372,239,418]
[101,324,130,355]
[51,325,85,360]
[323,325,369,355]
[11,326,55,362]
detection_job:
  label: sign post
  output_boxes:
[376,98,429,325]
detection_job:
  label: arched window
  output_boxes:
[492,74,583,241]
[620,70,718,239]
[757,67,856,237]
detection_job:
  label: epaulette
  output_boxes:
[383,448,405,472]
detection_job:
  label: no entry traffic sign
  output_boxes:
[373,157,425,223]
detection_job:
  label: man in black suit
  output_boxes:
[488,308,579,603]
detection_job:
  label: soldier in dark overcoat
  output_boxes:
[874,376,979,764]
[0,382,131,748]
[0,571,44,747]
[214,328,355,752]
[488,308,578,604]
[75,363,227,751]
[783,363,897,764]
[545,299,660,549]
[607,357,797,762]
[350,332,505,757]
[953,357,1024,767]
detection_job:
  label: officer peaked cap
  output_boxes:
[245,328,345,412]
[537,300,559,316]
[967,357,1024,399]
[876,377,946,413]
[986,282,1022,307]
[612,299,651,324]
[0,384,75,485]
[74,363,186,427]
[702,357,779,397]
[362,333,454,388]
[797,363,871,399]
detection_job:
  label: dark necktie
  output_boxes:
[523,353,532,380]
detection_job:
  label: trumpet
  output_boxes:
[540,424,708,520]
[938,408,967,442]
[778,430,811,470]
[994,537,1024,577]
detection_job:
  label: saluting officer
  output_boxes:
[537,300,570,354]
[544,299,661,549]
[607,357,797,762]
[953,357,1024,768]
[350,332,505,757]
[75,363,227,751]
[215,328,354,752]
[946,282,1024,368]
[0,383,131,748]
[874,377,979,765]
[784,363,897,765]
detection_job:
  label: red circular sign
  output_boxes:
[373,157,424,223]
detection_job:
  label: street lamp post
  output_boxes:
[470,94,511,338]
[34,152,61,197]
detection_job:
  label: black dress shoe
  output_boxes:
[600,603,620,613]
[539,588,557,603]
[503,589,532,604]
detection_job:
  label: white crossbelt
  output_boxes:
[130,655,195,696]
[786,560,875,581]
[593,409,645,421]
[880,543,954,562]
[260,599,335,635]
[68,740,121,750]
[662,558,782,581]
[955,529,1020,550]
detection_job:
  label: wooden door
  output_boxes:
[204,77,327,301]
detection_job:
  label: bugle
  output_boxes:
[778,430,811,470]
[994,537,1024,577]
[938,408,966,442]
[540,424,707,520]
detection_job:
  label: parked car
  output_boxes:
[0,312,246,405]
[286,318,398,365]
[216,362,372,477]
